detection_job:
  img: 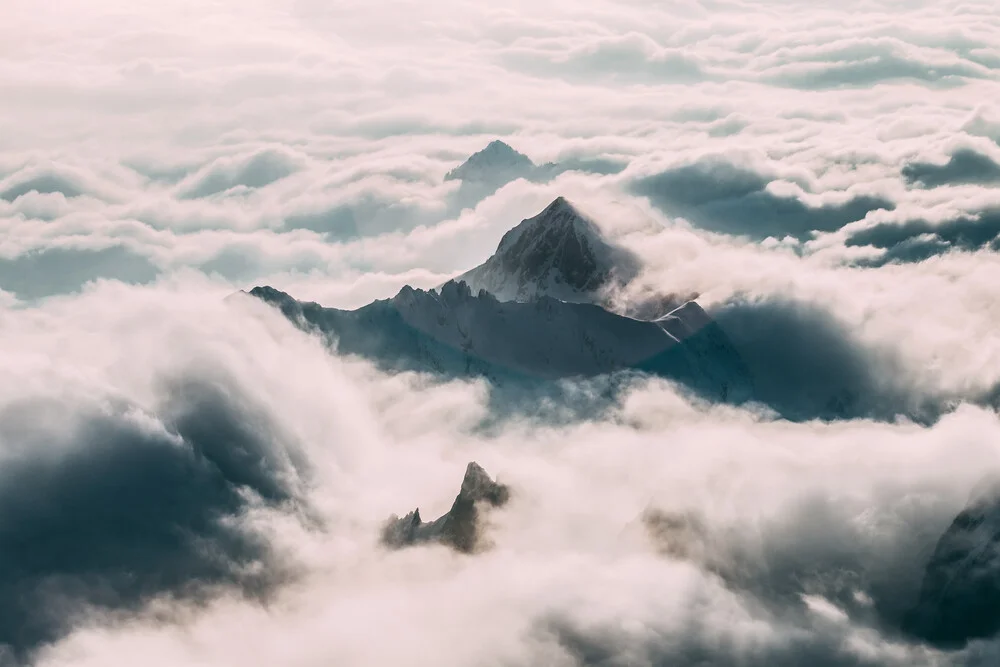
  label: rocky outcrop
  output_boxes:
[382,462,510,554]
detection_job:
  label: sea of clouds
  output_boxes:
[3,0,1000,664]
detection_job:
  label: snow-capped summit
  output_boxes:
[445,140,535,184]
[453,197,639,303]
[245,195,755,402]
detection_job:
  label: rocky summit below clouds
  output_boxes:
[381,462,510,554]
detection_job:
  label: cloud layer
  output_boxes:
[0,281,997,667]
[3,0,1000,665]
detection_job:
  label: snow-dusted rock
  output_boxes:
[453,196,639,304]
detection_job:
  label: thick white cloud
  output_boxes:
[0,279,992,666]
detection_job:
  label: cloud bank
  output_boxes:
[0,281,996,667]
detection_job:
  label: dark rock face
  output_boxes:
[496,197,612,293]
[381,462,510,554]
[905,479,1000,647]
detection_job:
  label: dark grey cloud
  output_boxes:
[343,116,521,141]
[178,150,301,199]
[902,147,1000,188]
[501,36,705,85]
[846,209,1000,265]
[540,485,962,666]
[727,494,938,629]
[124,159,200,185]
[633,160,893,240]
[0,174,84,202]
[197,244,326,282]
[0,375,310,660]
[713,297,941,422]
[0,246,160,301]
[545,615,884,667]
[283,197,403,240]
[706,115,750,138]
[763,41,989,90]
[554,157,627,176]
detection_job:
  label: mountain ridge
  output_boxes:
[247,279,754,403]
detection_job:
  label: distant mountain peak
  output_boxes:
[485,139,518,153]
[453,197,639,303]
[445,140,535,183]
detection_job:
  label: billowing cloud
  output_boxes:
[0,280,994,667]
[902,147,1000,188]
[176,148,305,200]
[845,209,1000,265]
[0,383,304,657]
[631,156,895,241]
[0,246,159,300]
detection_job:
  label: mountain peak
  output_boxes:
[450,197,638,303]
[485,139,517,153]
[496,196,593,253]
[545,194,572,212]
[445,140,535,183]
[247,285,294,307]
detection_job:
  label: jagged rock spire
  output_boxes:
[380,462,510,554]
